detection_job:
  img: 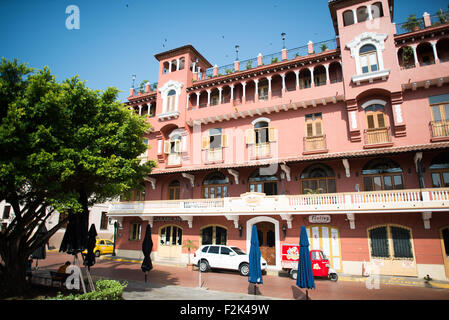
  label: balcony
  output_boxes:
[303,135,327,154]
[364,127,392,148]
[430,120,449,141]
[108,189,449,218]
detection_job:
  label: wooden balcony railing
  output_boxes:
[304,135,327,152]
[364,127,391,145]
[252,143,271,158]
[430,120,449,138]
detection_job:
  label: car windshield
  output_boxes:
[320,251,328,260]
[231,247,246,255]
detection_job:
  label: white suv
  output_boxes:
[192,244,267,276]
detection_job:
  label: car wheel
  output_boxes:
[290,269,297,280]
[95,250,101,257]
[199,260,209,272]
[239,263,249,276]
[329,273,338,282]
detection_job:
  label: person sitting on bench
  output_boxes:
[55,261,71,280]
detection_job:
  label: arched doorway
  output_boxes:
[440,226,449,279]
[246,217,280,269]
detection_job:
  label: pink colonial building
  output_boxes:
[107,0,449,280]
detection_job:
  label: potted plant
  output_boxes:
[225,68,233,74]
[320,44,329,52]
[402,14,422,32]
[270,57,278,64]
[402,46,414,67]
[182,239,198,270]
[246,60,253,70]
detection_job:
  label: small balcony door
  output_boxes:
[365,105,389,144]
[430,104,449,138]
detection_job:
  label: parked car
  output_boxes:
[82,239,114,257]
[192,244,267,276]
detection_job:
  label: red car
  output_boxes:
[281,244,338,281]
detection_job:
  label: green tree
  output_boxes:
[0,58,155,297]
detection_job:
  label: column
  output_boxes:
[242,82,246,103]
[294,70,299,89]
[218,87,223,104]
[207,89,211,106]
[367,5,373,20]
[411,45,419,67]
[176,58,180,71]
[267,76,272,99]
[168,62,172,73]
[254,79,259,101]
[138,105,142,116]
[431,41,440,63]
[186,94,190,109]
[230,84,234,102]
[309,67,315,87]
[325,64,330,84]
[196,92,200,107]
[352,9,358,23]
[147,103,151,115]
[280,73,286,93]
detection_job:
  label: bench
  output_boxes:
[49,271,70,287]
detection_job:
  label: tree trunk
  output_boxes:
[0,238,28,298]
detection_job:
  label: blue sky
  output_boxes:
[1,0,448,102]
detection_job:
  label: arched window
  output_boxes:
[246,119,277,158]
[360,44,379,74]
[170,60,177,72]
[356,6,369,23]
[167,89,176,112]
[300,163,336,194]
[368,225,414,259]
[371,2,384,19]
[248,168,279,195]
[164,132,182,166]
[168,180,180,200]
[179,57,185,70]
[160,225,183,246]
[202,172,229,198]
[364,104,390,144]
[343,10,355,26]
[362,158,403,191]
[201,225,227,245]
[417,42,435,66]
[430,152,449,187]
[163,61,170,74]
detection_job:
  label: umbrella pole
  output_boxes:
[74,254,87,294]
[145,272,147,283]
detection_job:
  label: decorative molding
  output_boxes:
[182,173,194,187]
[342,159,350,178]
[422,211,432,229]
[227,169,239,185]
[361,99,387,109]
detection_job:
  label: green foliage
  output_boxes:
[50,279,128,300]
[245,60,253,70]
[402,14,423,32]
[270,57,278,64]
[320,44,328,52]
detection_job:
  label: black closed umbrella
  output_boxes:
[141,224,153,283]
[83,224,97,270]
[31,223,48,269]
[59,209,89,255]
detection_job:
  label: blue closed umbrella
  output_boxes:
[248,225,263,294]
[296,226,315,300]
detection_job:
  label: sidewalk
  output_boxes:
[101,255,449,290]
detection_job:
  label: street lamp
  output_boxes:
[112,221,117,256]
[235,45,240,61]
[281,33,286,49]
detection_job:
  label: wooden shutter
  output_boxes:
[306,123,313,137]
[367,114,375,129]
[245,129,255,144]
[221,134,228,148]
[268,127,277,142]
[315,121,322,135]
[174,140,181,153]
[377,113,385,128]
[202,136,210,150]
[164,141,171,154]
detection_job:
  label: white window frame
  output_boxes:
[158,80,183,120]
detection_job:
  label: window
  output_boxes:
[160,225,182,246]
[300,163,336,194]
[2,205,11,219]
[356,6,369,23]
[100,212,108,230]
[248,168,279,195]
[202,128,227,162]
[430,152,449,187]
[202,246,210,253]
[365,104,390,144]
[208,246,220,254]
[221,247,232,255]
[369,225,414,259]
[129,223,141,241]
[343,10,355,26]
[168,180,180,200]
[258,80,269,100]
[201,226,227,245]
[164,133,182,166]
[246,120,277,158]
[202,172,229,199]
[371,2,384,19]
[179,58,185,70]
[362,158,403,191]
[430,104,449,138]
[360,44,379,74]
[167,90,176,112]
[305,113,323,137]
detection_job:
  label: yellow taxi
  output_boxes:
[82,239,114,257]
